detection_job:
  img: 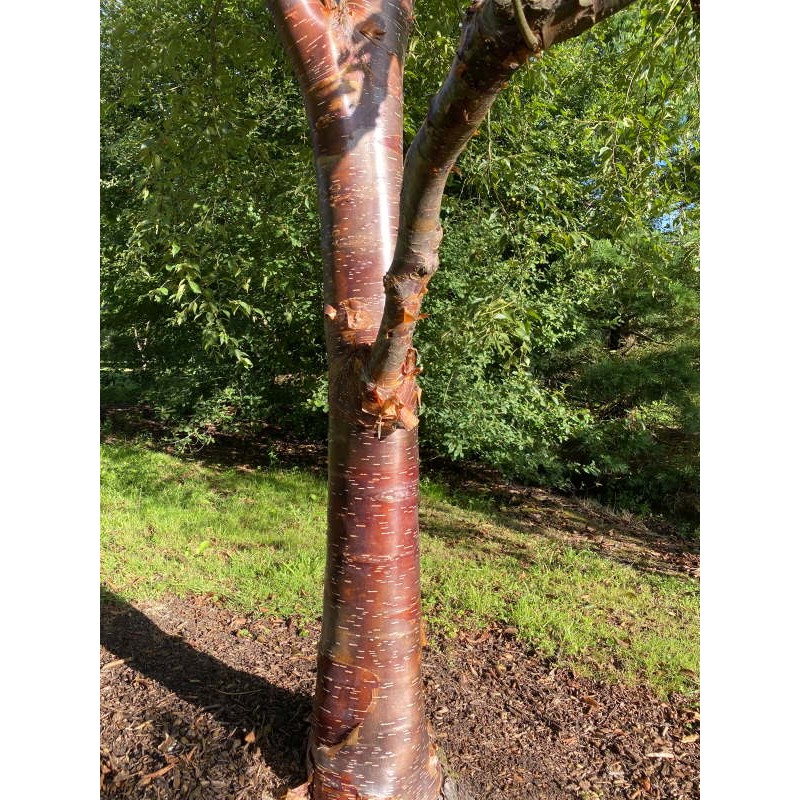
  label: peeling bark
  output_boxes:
[268,3,442,797]
[265,1,640,797]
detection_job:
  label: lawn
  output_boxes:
[101,438,699,696]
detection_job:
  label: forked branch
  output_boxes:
[362,0,637,431]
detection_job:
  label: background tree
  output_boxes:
[101,0,698,796]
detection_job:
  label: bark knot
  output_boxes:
[361,348,422,436]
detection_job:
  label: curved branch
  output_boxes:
[513,0,542,50]
[362,0,637,431]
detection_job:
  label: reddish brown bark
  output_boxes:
[268,3,440,798]
[309,420,439,799]
[266,2,639,798]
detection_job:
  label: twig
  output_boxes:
[101,658,130,672]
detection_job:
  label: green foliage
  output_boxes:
[101,0,326,435]
[101,0,699,522]
[410,0,699,521]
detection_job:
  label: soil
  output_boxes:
[100,595,699,800]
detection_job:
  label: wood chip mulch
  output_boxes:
[100,595,698,799]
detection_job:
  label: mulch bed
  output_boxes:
[101,595,699,799]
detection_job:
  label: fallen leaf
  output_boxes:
[138,764,174,786]
[645,751,675,759]
[101,658,129,672]
[681,733,699,744]
[581,695,601,711]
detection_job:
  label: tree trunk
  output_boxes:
[267,3,442,797]
[313,417,439,798]
[266,2,641,797]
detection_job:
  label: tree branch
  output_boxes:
[362,0,637,432]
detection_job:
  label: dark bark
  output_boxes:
[265,2,640,797]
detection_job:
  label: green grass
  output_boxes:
[101,439,699,696]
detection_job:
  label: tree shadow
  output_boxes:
[100,588,313,795]
[307,3,406,158]
[420,483,699,581]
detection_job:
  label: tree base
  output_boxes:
[285,760,473,800]
[439,774,472,800]
[285,725,473,800]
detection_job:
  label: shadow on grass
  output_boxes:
[100,588,312,794]
[488,502,699,579]
[101,414,698,581]
[100,437,324,508]
[419,510,536,566]
[420,489,699,581]
[101,404,327,476]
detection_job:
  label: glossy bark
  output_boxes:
[269,3,439,798]
[312,419,438,798]
[266,2,640,797]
